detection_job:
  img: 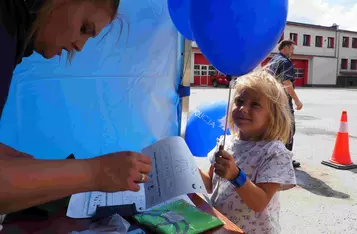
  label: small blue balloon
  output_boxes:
[190,0,288,76]
[168,0,194,40]
[185,101,231,157]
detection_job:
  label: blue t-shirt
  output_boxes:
[0,0,35,118]
[267,52,295,84]
[267,52,295,112]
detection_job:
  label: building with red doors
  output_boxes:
[188,21,357,87]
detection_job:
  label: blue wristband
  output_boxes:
[230,168,247,188]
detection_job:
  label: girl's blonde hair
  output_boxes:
[227,68,293,144]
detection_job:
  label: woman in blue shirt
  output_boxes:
[0,0,152,214]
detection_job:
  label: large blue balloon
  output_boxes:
[190,0,288,76]
[168,0,194,40]
[185,101,231,157]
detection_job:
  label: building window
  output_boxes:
[341,59,348,70]
[351,60,357,70]
[208,65,217,75]
[342,37,349,48]
[315,36,323,47]
[290,33,298,44]
[294,68,305,79]
[201,65,208,76]
[303,34,311,46]
[194,65,200,76]
[352,38,357,48]
[194,64,217,76]
[328,37,335,48]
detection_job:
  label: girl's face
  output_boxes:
[34,1,113,59]
[231,89,270,140]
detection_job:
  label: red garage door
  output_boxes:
[193,53,216,86]
[262,57,308,87]
[292,59,308,87]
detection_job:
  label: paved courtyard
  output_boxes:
[189,87,357,234]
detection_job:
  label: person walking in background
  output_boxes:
[267,40,303,168]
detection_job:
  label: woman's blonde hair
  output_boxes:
[227,68,293,144]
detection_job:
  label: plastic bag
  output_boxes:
[69,214,130,234]
[0,214,6,231]
[134,199,224,234]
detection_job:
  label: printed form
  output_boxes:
[67,136,207,218]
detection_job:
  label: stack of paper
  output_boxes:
[67,136,209,219]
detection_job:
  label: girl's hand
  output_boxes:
[214,149,240,180]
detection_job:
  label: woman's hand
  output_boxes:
[214,149,239,181]
[89,151,152,193]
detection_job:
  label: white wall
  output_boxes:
[311,57,337,85]
[337,31,357,74]
[189,23,357,85]
[272,25,337,57]
[193,24,337,58]
[338,31,357,57]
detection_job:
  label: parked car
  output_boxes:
[210,72,230,87]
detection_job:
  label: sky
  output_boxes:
[288,0,357,31]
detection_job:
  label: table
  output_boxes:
[2,194,245,234]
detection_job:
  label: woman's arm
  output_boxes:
[0,157,97,214]
[0,149,153,214]
[199,166,214,194]
[0,142,34,158]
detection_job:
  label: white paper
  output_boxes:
[107,185,146,212]
[67,184,146,218]
[67,136,205,218]
[87,192,108,215]
[67,192,91,218]
[142,136,207,208]
[67,192,194,218]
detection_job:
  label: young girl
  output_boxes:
[200,69,297,234]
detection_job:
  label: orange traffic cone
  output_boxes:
[322,111,357,170]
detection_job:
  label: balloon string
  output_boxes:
[217,78,233,190]
[222,81,232,147]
